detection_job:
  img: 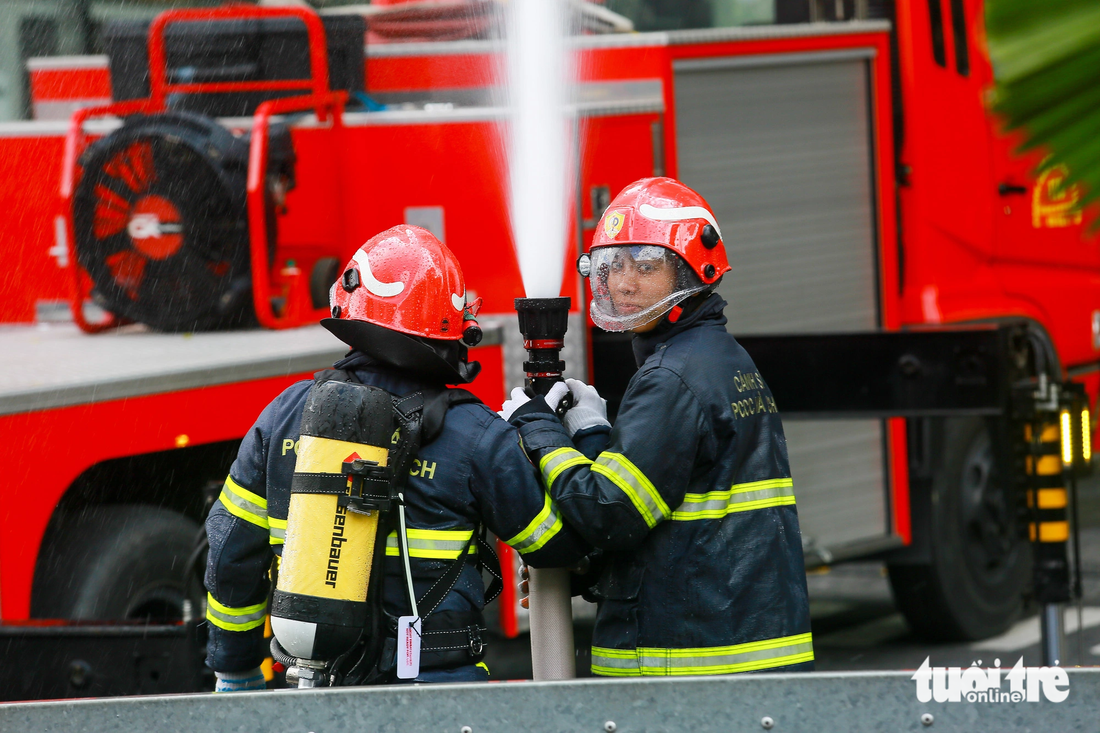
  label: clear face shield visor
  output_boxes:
[585,245,706,332]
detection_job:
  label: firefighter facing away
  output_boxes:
[504,177,813,675]
[205,226,588,691]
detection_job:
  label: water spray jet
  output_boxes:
[503,0,578,681]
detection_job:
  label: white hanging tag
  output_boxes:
[396,616,422,680]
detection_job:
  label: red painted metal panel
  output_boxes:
[28,67,111,103]
[367,53,497,92]
[0,136,69,323]
[465,344,506,411]
[887,417,911,543]
[366,43,669,95]
[495,540,520,638]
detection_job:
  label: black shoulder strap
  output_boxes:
[420,388,482,445]
[313,368,357,385]
[414,526,504,618]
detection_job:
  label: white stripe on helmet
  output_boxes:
[638,203,722,239]
[353,249,405,298]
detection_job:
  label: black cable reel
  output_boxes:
[72,110,295,331]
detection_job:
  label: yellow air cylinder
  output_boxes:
[271,380,394,663]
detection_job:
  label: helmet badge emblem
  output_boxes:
[604,210,625,239]
[352,249,405,298]
[450,292,466,311]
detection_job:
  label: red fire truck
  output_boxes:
[0,0,1093,698]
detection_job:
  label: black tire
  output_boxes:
[310,257,341,310]
[888,417,1031,641]
[32,505,202,621]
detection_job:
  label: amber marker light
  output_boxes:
[1060,410,1073,466]
[1082,407,1092,463]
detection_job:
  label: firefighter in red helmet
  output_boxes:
[205,226,588,690]
[505,178,814,676]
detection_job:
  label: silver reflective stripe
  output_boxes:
[506,492,564,555]
[219,477,268,529]
[384,529,475,559]
[269,517,287,545]
[539,447,592,489]
[205,593,268,632]
[592,633,814,677]
[589,649,642,676]
[592,453,670,528]
[672,478,795,520]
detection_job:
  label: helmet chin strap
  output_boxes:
[656,287,716,331]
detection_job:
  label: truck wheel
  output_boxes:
[32,505,202,621]
[888,417,1030,641]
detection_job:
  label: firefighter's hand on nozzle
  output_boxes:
[545,381,570,414]
[498,387,532,420]
[562,379,610,437]
[214,667,266,692]
[498,382,570,421]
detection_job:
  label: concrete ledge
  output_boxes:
[2,670,1098,732]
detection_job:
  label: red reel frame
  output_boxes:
[60,4,348,332]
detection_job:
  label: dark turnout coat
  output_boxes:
[512,295,813,676]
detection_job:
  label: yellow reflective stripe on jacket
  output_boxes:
[591,632,814,676]
[672,478,796,521]
[384,528,476,559]
[539,447,592,489]
[591,453,670,529]
[268,516,287,545]
[206,593,268,632]
[506,492,564,555]
[218,476,269,530]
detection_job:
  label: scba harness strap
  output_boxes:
[312,370,503,682]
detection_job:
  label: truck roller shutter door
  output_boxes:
[673,49,889,555]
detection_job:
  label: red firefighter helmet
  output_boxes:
[582,177,731,332]
[322,225,482,383]
[590,177,730,281]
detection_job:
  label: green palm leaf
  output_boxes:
[987,0,1100,224]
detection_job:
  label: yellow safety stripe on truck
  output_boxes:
[206,593,268,632]
[591,453,670,529]
[591,632,814,676]
[384,528,478,559]
[672,478,796,521]
[506,491,564,555]
[218,476,269,530]
[268,516,287,545]
[539,447,593,489]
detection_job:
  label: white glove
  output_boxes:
[214,667,266,692]
[545,381,570,413]
[561,378,610,437]
[499,387,532,420]
[499,382,571,421]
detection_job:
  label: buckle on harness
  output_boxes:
[468,626,484,656]
[341,459,396,514]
